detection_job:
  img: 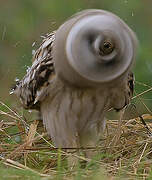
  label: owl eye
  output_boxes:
[99,40,114,55]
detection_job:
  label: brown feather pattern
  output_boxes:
[14,32,55,109]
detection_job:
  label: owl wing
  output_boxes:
[13,32,56,110]
[127,71,134,99]
[111,71,134,112]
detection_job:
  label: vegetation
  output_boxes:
[1,0,152,179]
[1,101,152,179]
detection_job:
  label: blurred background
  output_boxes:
[0,0,152,114]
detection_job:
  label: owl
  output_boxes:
[13,9,137,154]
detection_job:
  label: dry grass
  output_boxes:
[1,82,152,179]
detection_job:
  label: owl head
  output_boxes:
[53,9,138,87]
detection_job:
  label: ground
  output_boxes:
[0,97,152,180]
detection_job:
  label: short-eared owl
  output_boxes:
[13,9,137,151]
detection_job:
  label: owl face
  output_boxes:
[53,9,137,87]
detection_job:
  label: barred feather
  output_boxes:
[13,32,56,109]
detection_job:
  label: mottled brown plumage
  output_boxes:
[13,9,137,153]
[13,32,55,110]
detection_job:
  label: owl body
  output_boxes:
[41,79,106,148]
[13,9,136,151]
[40,75,130,148]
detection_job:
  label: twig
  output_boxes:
[0,156,50,177]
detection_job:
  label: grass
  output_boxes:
[1,82,152,179]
